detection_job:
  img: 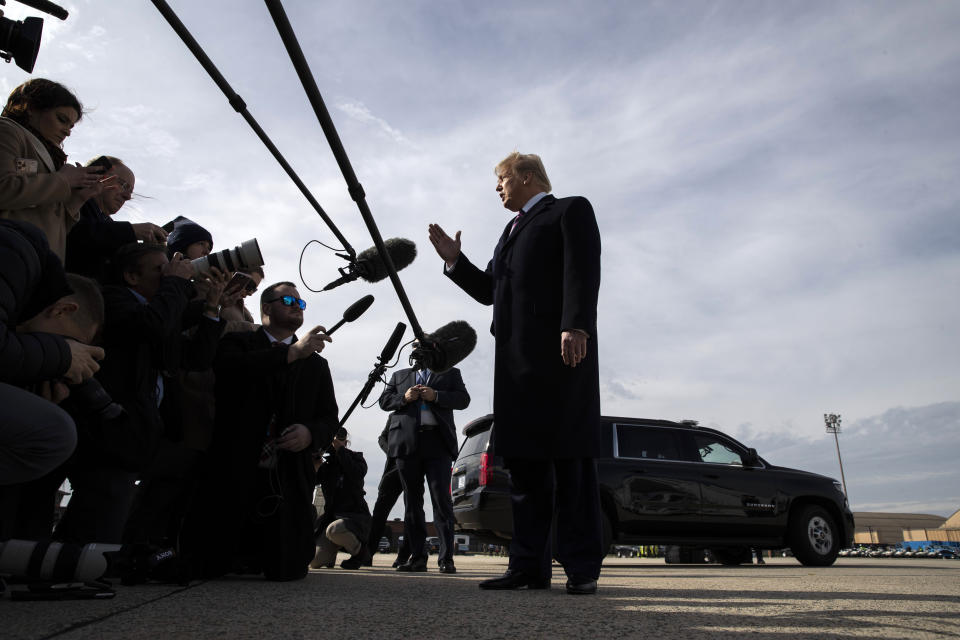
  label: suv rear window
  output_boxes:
[615,424,684,461]
[460,428,490,457]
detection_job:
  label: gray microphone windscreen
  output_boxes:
[357,238,417,282]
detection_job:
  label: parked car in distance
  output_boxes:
[451,415,854,567]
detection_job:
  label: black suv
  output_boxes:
[451,415,854,566]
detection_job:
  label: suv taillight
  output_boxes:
[479,452,491,486]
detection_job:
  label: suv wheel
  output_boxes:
[789,505,840,566]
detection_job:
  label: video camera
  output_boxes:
[0,0,69,73]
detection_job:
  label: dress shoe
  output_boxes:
[340,544,371,570]
[478,569,550,590]
[565,578,598,595]
[439,560,457,574]
[396,558,427,572]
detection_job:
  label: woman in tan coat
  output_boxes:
[0,78,104,262]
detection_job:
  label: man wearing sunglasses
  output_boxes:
[182,281,339,581]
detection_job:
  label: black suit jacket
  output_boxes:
[446,194,601,458]
[378,367,470,459]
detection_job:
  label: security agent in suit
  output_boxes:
[379,363,469,573]
[429,152,603,594]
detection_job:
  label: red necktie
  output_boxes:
[509,209,525,236]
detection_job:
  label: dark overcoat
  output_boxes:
[0,220,72,385]
[183,328,338,581]
[378,366,470,459]
[446,194,601,458]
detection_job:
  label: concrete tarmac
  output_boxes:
[3,556,959,639]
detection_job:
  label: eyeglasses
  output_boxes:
[266,295,306,310]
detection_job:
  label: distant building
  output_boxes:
[853,512,946,544]
[902,508,960,548]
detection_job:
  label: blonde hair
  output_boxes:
[495,152,552,193]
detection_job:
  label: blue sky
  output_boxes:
[5,0,958,518]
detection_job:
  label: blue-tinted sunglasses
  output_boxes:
[266,295,306,310]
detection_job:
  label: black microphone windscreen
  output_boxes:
[343,294,374,322]
[421,320,477,373]
[379,322,407,363]
[357,238,417,283]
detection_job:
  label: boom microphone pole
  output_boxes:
[148,0,356,260]
[264,0,426,342]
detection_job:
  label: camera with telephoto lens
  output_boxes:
[67,377,124,421]
[0,539,120,586]
[191,238,264,276]
[0,539,189,596]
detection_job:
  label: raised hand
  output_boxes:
[428,223,462,267]
[288,325,332,362]
[132,222,168,243]
[163,251,195,281]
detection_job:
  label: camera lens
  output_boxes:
[191,238,264,275]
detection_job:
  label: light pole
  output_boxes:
[824,413,848,498]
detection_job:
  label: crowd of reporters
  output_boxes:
[0,77,355,586]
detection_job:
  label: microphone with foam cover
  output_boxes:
[325,295,374,335]
[323,238,417,291]
[378,322,407,364]
[412,320,478,373]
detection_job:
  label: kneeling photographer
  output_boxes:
[311,427,371,570]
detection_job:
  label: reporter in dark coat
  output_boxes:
[429,152,602,594]
[0,220,104,485]
[55,243,222,544]
[182,281,339,581]
[65,157,167,282]
[312,428,371,570]
[379,365,469,573]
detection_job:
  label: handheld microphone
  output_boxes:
[411,320,477,373]
[323,238,417,291]
[378,322,407,364]
[325,294,374,335]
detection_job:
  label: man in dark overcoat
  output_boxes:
[379,364,470,573]
[428,151,602,594]
[182,281,338,581]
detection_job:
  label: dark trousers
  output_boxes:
[367,457,410,561]
[504,457,603,581]
[396,454,455,564]
[122,440,202,546]
[55,467,138,544]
